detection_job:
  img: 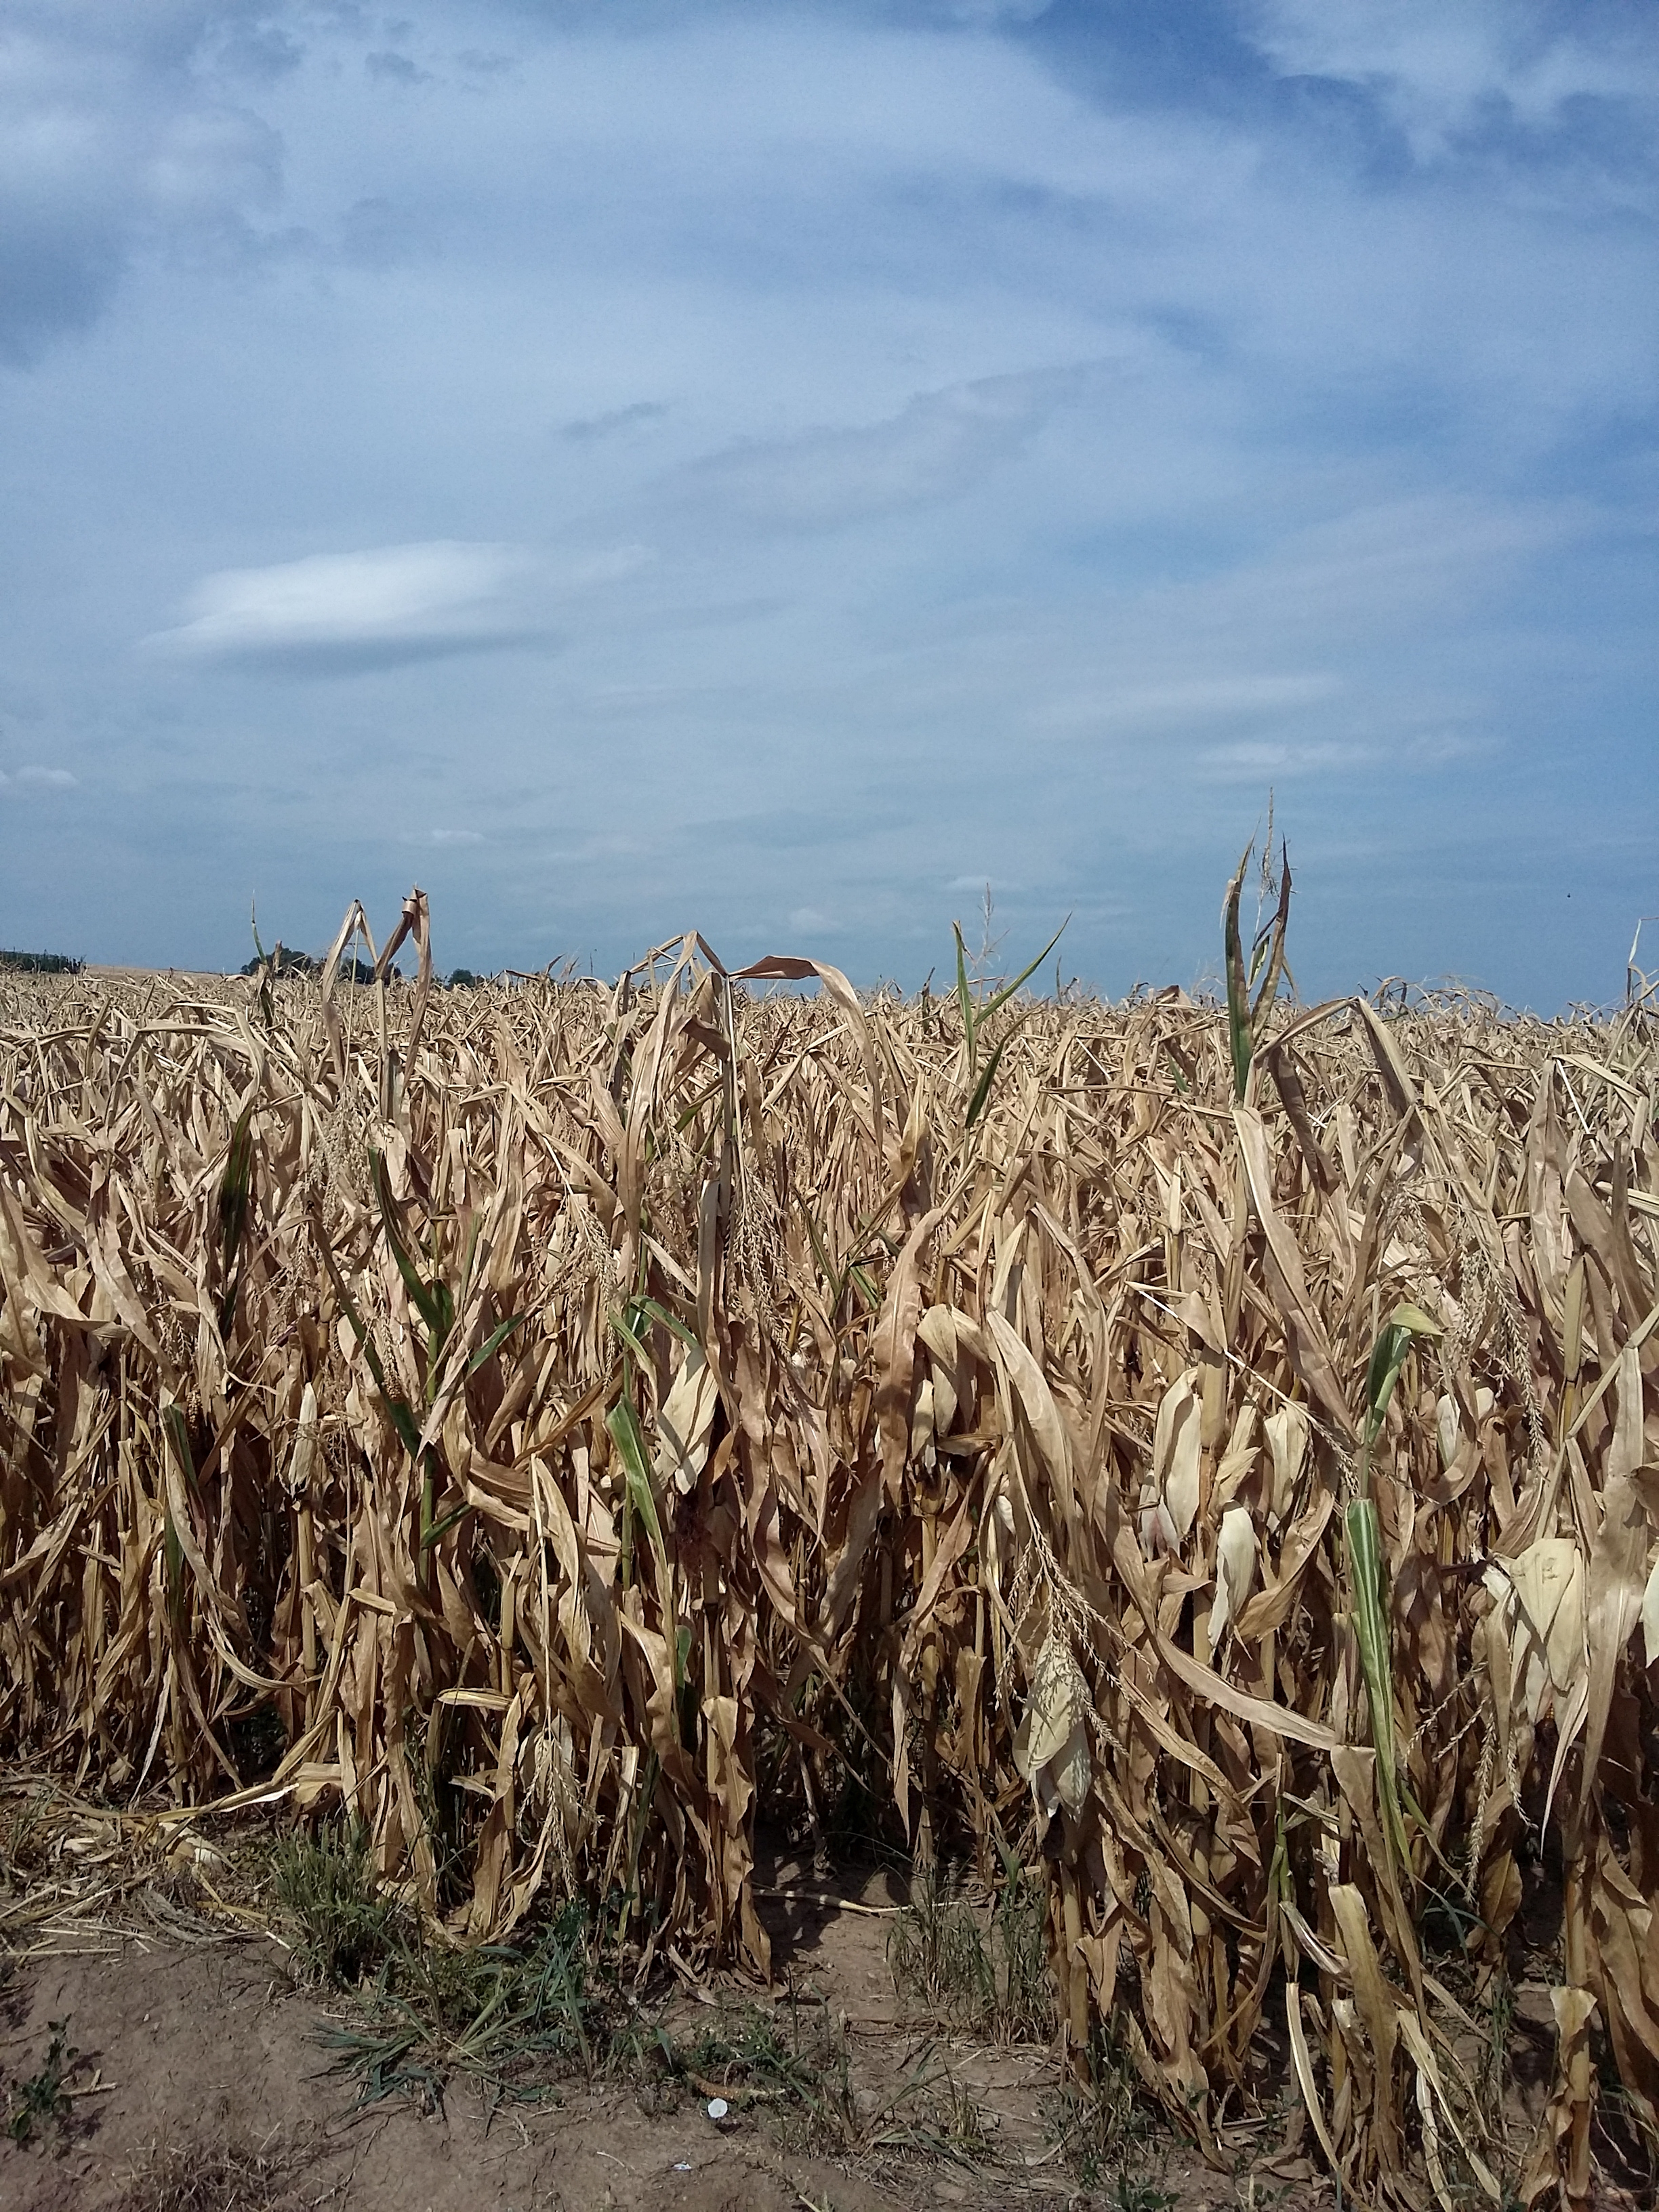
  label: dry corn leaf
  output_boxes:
[3,916,1655,2209]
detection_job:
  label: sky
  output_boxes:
[1,1,1655,1006]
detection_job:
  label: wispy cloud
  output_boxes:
[562,400,669,442]
[1242,1,1659,168]
[0,763,76,794]
[1197,738,1369,779]
[0,765,75,802]
[673,368,1090,531]
[1043,674,1343,734]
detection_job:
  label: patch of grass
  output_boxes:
[0,1788,54,1893]
[269,1823,407,1987]
[664,1999,988,2165]
[1048,2013,1164,2192]
[5,2017,75,2146]
[1477,1966,1515,2123]
[673,2000,855,2139]
[269,1821,598,2112]
[321,1907,597,2110]
[886,1853,1053,2041]
[1102,2174,1179,2212]
[868,2047,999,2168]
[115,2137,309,2212]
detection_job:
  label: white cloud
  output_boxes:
[430,827,484,844]
[0,763,76,792]
[147,541,539,663]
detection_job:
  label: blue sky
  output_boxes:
[1,1,1654,1005]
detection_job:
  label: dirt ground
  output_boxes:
[0,1851,1288,2212]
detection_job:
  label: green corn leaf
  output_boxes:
[977,917,1070,1027]
[674,1076,725,1135]
[965,1039,1007,1130]
[312,1218,423,1458]
[420,1499,475,1551]
[218,1104,255,1270]
[1363,1301,1442,1446]
[1248,846,1294,1031]
[954,922,977,1080]
[161,1401,199,1498]
[1345,1495,1411,1874]
[609,1307,655,1372]
[217,1102,255,1340]
[466,1311,531,1376]
[384,1396,423,1460]
[371,1149,447,1345]
[1223,846,1252,1101]
[606,1397,671,1598]
[455,1212,484,1308]
[798,1196,841,1304]
[1363,1324,1412,1443]
[428,1278,455,1367]
[634,1295,701,1353]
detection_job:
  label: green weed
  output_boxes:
[5,2018,75,2146]
[268,1822,407,1987]
[887,1856,1052,2041]
[1048,2013,1161,2190]
[270,1822,602,2111]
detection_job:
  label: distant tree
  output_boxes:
[446,968,480,988]
[0,950,83,975]
[240,947,319,978]
[315,956,405,983]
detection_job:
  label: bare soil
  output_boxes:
[0,1855,1268,2212]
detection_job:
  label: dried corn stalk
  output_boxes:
[3,907,1657,2207]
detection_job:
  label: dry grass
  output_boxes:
[116,2136,321,2212]
[3,882,1658,2209]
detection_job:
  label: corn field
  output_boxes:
[3,884,1658,2207]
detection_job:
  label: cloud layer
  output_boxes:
[0,1,1654,1004]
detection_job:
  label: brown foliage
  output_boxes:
[3,899,1658,2207]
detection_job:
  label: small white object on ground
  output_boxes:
[706,2097,728,2121]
